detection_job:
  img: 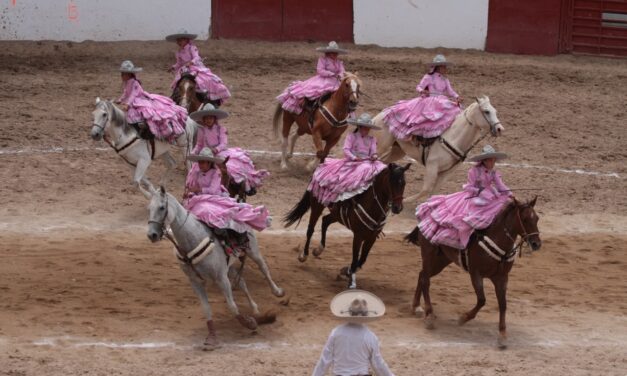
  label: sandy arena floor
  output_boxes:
[0,39,625,375]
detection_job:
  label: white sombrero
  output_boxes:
[119,60,142,73]
[330,289,386,322]
[316,41,348,55]
[186,147,224,163]
[468,145,508,162]
[347,113,381,130]
[165,30,198,42]
[190,103,229,122]
[428,54,453,67]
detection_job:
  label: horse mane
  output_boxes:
[104,100,132,135]
[342,71,362,86]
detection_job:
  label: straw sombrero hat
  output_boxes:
[428,54,453,67]
[347,113,381,130]
[190,103,229,122]
[165,30,198,42]
[330,289,385,322]
[119,60,142,73]
[316,41,348,55]
[468,145,508,162]
[186,147,224,163]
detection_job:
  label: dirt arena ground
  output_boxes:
[0,39,626,375]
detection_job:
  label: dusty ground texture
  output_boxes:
[0,39,626,375]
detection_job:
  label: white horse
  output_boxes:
[144,185,285,347]
[90,98,196,186]
[371,96,505,204]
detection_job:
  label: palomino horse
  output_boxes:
[284,163,410,289]
[90,98,195,187]
[371,96,505,204]
[273,73,361,170]
[144,185,285,347]
[405,197,542,348]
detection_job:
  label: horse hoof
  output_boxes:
[414,306,425,318]
[254,310,277,325]
[497,333,508,349]
[458,314,469,326]
[312,245,325,257]
[236,314,258,331]
[203,335,220,349]
[273,287,286,298]
[280,163,288,171]
[298,253,308,263]
[424,315,435,330]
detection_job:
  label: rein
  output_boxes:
[318,104,349,128]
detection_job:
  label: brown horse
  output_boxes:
[284,163,410,289]
[405,197,542,348]
[171,73,222,113]
[273,73,361,170]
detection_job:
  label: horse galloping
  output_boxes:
[405,197,542,348]
[272,73,361,171]
[144,185,285,347]
[371,96,505,204]
[284,163,410,289]
[90,98,195,187]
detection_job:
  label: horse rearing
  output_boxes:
[273,73,361,170]
[284,163,410,289]
[405,197,542,348]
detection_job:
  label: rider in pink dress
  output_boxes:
[383,55,463,142]
[184,148,271,245]
[190,104,269,195]
[277,41,347,114]
[166,31,231,105]
[116,60,187,143]
[416,145,512,249]
[308,113,387,206]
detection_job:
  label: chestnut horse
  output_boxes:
[284,163,410,289]
[171,73,222,113]
[405,197,542,348]
[272,73,361,170]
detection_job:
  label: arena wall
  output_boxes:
[0,0,212,41]
[353,0,490,49]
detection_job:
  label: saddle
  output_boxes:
[212,228,249,258]
[305,92,333,125]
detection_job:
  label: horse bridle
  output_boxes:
[464,102,502,136]
[505,204,540,251]
[148,196,189,240]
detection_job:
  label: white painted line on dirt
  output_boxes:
[0,146,620,178]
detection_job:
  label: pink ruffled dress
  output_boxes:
[118,78,187,142]
[183,164,271,233]
[277,56,345,114]
[308,131,387,206]
[170,42,231,102]
[416,164,512,249]
[192,123,269,191]
[383,73,461,140]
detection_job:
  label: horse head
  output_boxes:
[91,98,110,141]
[147,185,168,243]
[471,96,504,137]
[173,74,198,112]
[340,72,361,112]
[387,162,411,214]
[513,196,542,251]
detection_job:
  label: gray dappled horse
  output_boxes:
[144,184,284,347]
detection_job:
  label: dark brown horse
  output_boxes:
[284,163,410,289]
[405,197,542,348]
[171,73,222,113]
[273,73,361,170]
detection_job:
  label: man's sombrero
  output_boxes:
[330,289,386,322]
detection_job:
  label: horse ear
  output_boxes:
[529,195,538,207]
[95,97,101,104]
[403,163,411,171]
[474,97,480,103]
[159,185,166,195]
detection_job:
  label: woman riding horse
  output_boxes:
[383,54,462,144]
[277,41,347,115]
[166,30,231,106]
[184,148,271,254]
[191,103,268,197]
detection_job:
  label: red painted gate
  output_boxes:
[211,0,353,42]
[567,0,627,56]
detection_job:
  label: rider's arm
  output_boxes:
[444,77,459,99]
[343,132,358,160]
[416,74,431,94]
[462,165,482,195]
[369,136,378,158]
[118,79,141,105]
[188,44,203,66]
[213,126,228,153]
[317,57,338,78]
[492,170,512,196]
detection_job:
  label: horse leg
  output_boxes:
[404,163,439,205]
[417,248,452,327]
[184,271,218,347]
[132,157,151,187]
[311,127,325,161]
[215,268,257,331]
[356,235,376,270]
[287,130,299,159]
[228,266,259,315]
[313,212,335,257]
[280,113,293,170]
[459,271,486,326]
[493,275,509,349]
[245,233,285,297]
[299,201,323,263]
[344,236,364,289]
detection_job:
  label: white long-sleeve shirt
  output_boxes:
[312,323,394,376]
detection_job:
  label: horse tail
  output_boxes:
[272,103,283,139]
[404,226,422,245]
[283,190,312,228]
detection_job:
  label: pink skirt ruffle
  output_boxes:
[172,65,231,101]
[277,75,340,114]
[383,95,461,140]
[416,190,511,249]
[308,158,387,206]
[127,93,187,142]
[184,194,271,233]
[218,148,269,191]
